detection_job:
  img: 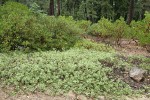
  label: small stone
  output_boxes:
[66,91,76,100]
[129,67,146,82]
[97,96,105,100]
[77,95,87,100]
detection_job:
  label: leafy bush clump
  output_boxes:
[74,39,115,52]
[87,18,113,37]
[0,2,81,52]
[87,13,150,47]
[137,12,150,47]
[87,23,101,36]
[87,17,130,45]
[0,2,32,51]
[43,16,82,50]
[112,17,130,45]
[129,12,150,51]
[76,20,91,33]
[0,49,132,97]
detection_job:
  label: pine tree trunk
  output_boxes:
[48,0,55,16]
[1,0,5,5]
[84,0,88,20]
[127,0,135,24]
[57,0,60,16]
[141,0,148,19]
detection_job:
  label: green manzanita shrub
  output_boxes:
[76,20,92,33]
[0,2,81,52]
[129,12,150,51]
[127,20,140,42]
[0,1,32,51]
[41,16,81,50]
[0,49,132,97]
[74,39,115,52]
[87,17,113,38]
[97,17,114,38]
[87,23,101,36]
[137,12,150,48]
[112,17,130,45]
[87,17,130,45]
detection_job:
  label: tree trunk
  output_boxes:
[127,0,135,24]
[141,0,149,19]
[57,0,60,16]
[48,0,55,16]
[1,0,5,5]
[84,0,88,20]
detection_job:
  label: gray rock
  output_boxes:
[129,67,146,82]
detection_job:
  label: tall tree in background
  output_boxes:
[142,0,150,18]
[2,0,148,21]
[48,0,54,15]
[0,0,3,5]
[127,0,135,24]
[57,0,60,16]
[0,0,8,5]
[113,0,128,20]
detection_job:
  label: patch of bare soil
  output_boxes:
[85,35,150,56]
[0,88,150,100]
[0,89,66,100]
[82,34,150,57]
[114,39,150,57]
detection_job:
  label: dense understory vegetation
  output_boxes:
[0,2,82,52]
[0,2,150,52]
[88,15,150,47]
[0,49,150,98]
[0,49,132,96]
[0,2,150,99]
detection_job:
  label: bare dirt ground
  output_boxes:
[114,39,150,57]
[82,34,150,57]
[0,89,66,100]
[0,88,150,100]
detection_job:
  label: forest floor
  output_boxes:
[0,35,150,100]
[83,34,150,57]
[0,87,150,100]
[111,39,150,57]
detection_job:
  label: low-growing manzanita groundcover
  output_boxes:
[0,49,132,97]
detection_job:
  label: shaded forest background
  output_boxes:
[1,0,150,23]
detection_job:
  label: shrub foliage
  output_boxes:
[74,39,115,52]
[0,2,81,52]
[0,49,132,97]
[87,14,150,47]
[0,2,150,52]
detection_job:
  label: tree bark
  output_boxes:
[0,1,2,5]
[57,0,60,16]
[1,0,5,5]
[48,0,55,16]
[127,0,135,24]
